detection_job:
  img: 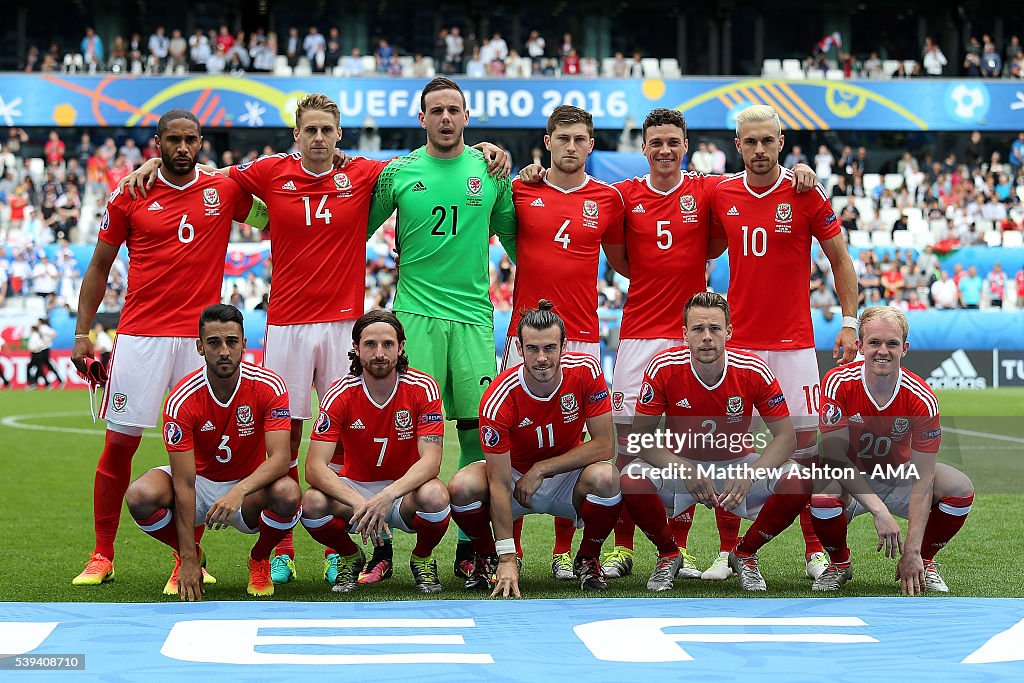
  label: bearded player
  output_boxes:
[810,307,973,594]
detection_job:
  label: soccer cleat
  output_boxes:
[676,547,702,579]
[410,555,443,593]
[454,542,476,579]
[270,554,296,584]
[728,551,767,591]
[811,563,854,592]
[551,552,577,580]
[163,549,217,595]
[601,546,634,579]
[358,557,393,585]
[647,552,684,592]
[701,552,734,581]
[72,553,114,586]
[323,553,340,584]
[574,555,608,591]
[247,556,274,597]
[923,560,949,593]
[331,549,366,593]
[463,553,498,591]
[805,551,829,580]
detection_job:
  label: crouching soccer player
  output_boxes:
[448,300,622,597]
[621,292,812,592]
[124,304,301,600]
[299,311,452,594]
[810,306,973,594]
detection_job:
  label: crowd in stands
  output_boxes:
[21,25,663,79]
[2,125,1023,355]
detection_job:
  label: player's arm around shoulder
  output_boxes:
[367,156,405,238]
[490,172,518,262]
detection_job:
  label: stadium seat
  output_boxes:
[762,59,782,77]
[849,231,872,248]
[660,58,681,78]
[893,231,915,248]
[641,58,661,78]
[274,62,292,76]
[831,197,849,214]
[825,69,845,80]
[883,174,904,191]
[1003,231,1024,248]
[904,59,918,74]
[399,55,414,74]
[903,207,924,223]
[882,60,900,77]
[332,65,344,77]
[984,231,1003,247]
[862,173,881,194]
[912,231,935,249]
[908,217,930,235]
[871,231,893,247]
[974,219,995,233]
[879,207,901,226]
[781,59,804,78]
[854,197,875,219]
[275,55,289,70]
[292,63,311,76]
[602,57,618,77]
[361,55,377,73]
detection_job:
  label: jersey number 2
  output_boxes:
[431,205,458,235]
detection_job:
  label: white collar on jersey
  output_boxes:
[688,349,729,391]
[299,159,335,178]
[643,174,685,196]
[517,365,563,401]
[360,374,399,410]
[860,364,903,412]
[542,175,590,194]
[157,167,200,191]
[204,369,242,408]
[741,168,787,199]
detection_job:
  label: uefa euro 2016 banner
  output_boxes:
[0,74,1021,131]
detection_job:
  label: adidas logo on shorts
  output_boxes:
[412,181,427,192]
[350,419,366,429]
[727,206,739,216]
[530,198,545,207]
[147,201,163,211]
[200,420,215,432]
[518,417,534,427]
[632,204,645,213]
[281,181,297,190]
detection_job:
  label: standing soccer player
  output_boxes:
[810,307,973,594]
[124,304,300,599]
[709,104,859,580]
[300,311,451,594]
[71,110,267,586]
[507,105,624,579]
[448,301,621,596]
[367,77,517,577]
[622,293,811,592]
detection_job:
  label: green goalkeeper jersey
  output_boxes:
[367,146,518,326]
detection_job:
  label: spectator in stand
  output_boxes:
[283,27,300,68]
[446,27,465,73]
[386,54,403,76]
[980,42,1002,78]
[189,29,211,72]
[168,29,188,71]
[374,39,394,73]
[880,262,905,300]
[301,26,324,64]
[958,265,983,309]
[783,144,808,169]
[708,142,726,174]
[923,36,947,76]
[251,34,276,72]
[82,27,104,72]
[526,31,545,72]
[562,48,580,75]
[215,25,234,53]
[964,37,982,76]
[466,48,485,78]
[931,270,958,309]
[863,52,883,78]
[505,50,529,78]
[809,281,837,321]
[689,142,712,174]
[342,48,365,77]
[986,263,1006,308]
[206,46,227,74]
[814,145,834,183]
[858,263,881,305]
[325,39,342,71]
[628,52,644,78]
[148,27,169,72]
[560,33,574,60]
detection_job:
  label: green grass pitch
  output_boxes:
[1,388,1021,602]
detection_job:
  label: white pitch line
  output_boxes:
[944,427,1024,446]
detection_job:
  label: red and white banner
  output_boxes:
[0,350,265,390]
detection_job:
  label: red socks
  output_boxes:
[251,508,300,561]
[412,508,451,557]
[552,516,576,555]
[450,502,496,554]
[301,515,358,556]
[577,494,623,558]
[922,494,973,561]
[714,508,742,553]
[273,461,301,559]
[735,475,811,556]
[622,475,677,556]
[809,495,850,565]
[93,430,143,559]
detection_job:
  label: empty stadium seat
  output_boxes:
[883,174,904,190]
[641,58,661,78]
[871,231,893,247]
[292,62,312,76]
[601,57,618,77]
[903,207,924,223]
[275,55,289,70]
[660,58,681,78]
[974,219,995,233]
[273,63,292,76]
[862,173,881,194]
[831,197,849,214]
[882,59,900,77]
[825,69,845,80]
[893,231,915,248]
[1004,231,1024,248]
[781,59,804,78]
[854,197,875,219]
[903,59,918,74]
[762,59,782,77]
[879,207,901,226]
[984,231,1003,247]
[849,231,872,248]
[361,55,377,73]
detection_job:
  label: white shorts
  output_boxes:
[264,320,356,419]
[611,338,684,424]
[101,335,203,428]
[155,466,257,533]
[339,477,414,533]
[741,347,820,433]
[509,467,584,527]
[623,454,803,521]
[844,479,912,521]
[501,338,599,372]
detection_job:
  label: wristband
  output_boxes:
[841,316,858,330]
[75,333,90,339]
[495,538,516,556]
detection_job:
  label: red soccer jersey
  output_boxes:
[636,348,789,461]
[820,362,940,469]
[99,169,251,337]
[229,153,388,326]
[613,173,718,339]
[509,176,624,342]
[310,368,444,482]
[480,353,611,473]
[163,363,291,482]
[710,168,840,350]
